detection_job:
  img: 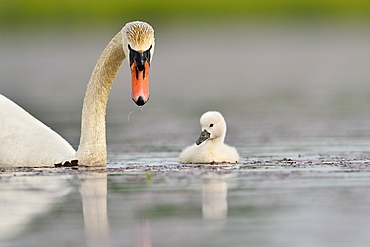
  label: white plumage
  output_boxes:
[0,94,75,167]
[179,111,239,164]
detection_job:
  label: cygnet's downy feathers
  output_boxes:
[179,111,239,163]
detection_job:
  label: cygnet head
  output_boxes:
[196,111,227,145]
[122,21,155,106]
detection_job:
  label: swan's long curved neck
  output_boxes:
[75,31,125,166]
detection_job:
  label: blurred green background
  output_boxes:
[1,0,369,30]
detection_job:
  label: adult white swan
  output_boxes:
[0,21,155,167]
[179,111,240,164]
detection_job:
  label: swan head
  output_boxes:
[122,21,155,106]
[196,111,227,145]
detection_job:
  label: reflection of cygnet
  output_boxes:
[179,111,239,163]
[202,173,228,220]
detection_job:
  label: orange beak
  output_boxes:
[131,60,150,106]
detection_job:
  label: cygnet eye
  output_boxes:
[209,123,214,127]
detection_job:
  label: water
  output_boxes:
[2,164,370,247]
[1,23,370,246]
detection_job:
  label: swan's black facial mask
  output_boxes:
[129,45,152,73]
[196,130,211,145]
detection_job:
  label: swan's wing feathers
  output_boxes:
[0,95,75,167]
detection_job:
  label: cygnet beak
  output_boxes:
[196,130,211,145]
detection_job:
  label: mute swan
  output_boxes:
[0,21,155,167]
[178,111,240,164]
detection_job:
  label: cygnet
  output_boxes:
[179,111,239,163]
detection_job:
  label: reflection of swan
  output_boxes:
[81,172,152,247]
[179,111,239,163]
[202,173,228,220]
[0,21,155,167]
[80,172,111,247]
[0,174,72,240]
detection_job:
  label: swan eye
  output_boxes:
[209,123,214,127]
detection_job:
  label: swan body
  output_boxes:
[0,21,155,167]
[0,95,75,166]
[179,111,239,164]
